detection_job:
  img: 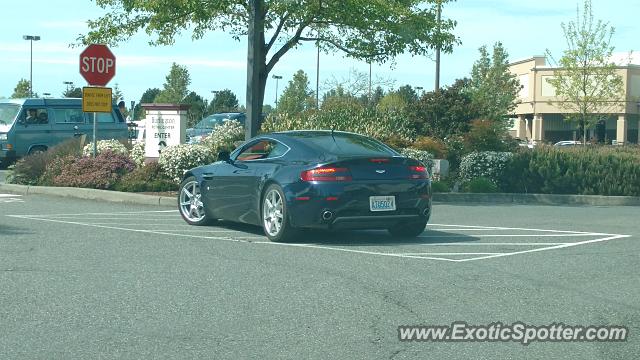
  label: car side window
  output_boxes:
[84,112,115,123]
[236,139,288,161]
[21,108,49,125]
[54,108,84,123]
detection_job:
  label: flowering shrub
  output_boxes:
[261,108,416,145]
[399,148,435,173]
[200,119,244,154]
[83,139,128,157]
[42,150,136,189]
[459,151,513,184]
[129,141,145,167]
[158,144,215,182]
[115,161,177,192]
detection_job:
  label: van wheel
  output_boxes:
[28,146,47,155]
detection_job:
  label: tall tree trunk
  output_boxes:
[245,0,265,140]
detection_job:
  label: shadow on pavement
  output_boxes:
[209,221,477,246]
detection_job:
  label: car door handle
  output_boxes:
[203,173,214,180]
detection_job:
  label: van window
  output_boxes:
[22,108,49,125]
[54,108,84,123]
[84,112,115,123]
[0,103,20,126]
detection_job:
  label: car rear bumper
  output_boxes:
[283,179,432,230]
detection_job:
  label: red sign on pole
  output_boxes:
[79,44,116,86]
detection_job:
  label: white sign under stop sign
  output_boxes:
[81,57,114,74]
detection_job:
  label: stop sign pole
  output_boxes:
[79,44,116,157]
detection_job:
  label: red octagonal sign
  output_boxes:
[79,44,116,86]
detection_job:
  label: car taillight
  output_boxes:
[408,165,429,179]
[301,167,352,181]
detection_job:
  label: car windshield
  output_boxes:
[287,131,398,157]
[193,114,244,129]
[0,103,20,131]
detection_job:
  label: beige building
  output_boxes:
[509,56,640,144]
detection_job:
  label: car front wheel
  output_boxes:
[262,184,297,242]
[178,176,213,226]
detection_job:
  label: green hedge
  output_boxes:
[499,146,640,196]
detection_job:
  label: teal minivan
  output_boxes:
[0,98,128,165]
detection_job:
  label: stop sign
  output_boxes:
[79,44,116,86]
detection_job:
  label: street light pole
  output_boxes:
[211,90,220,114]
[272,75,282,108]
[23,35,40,98]
[63,81,74,97]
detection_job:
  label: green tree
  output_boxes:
[133,88,161,120]
[469,42,520,123]
[207,89,239,115]
[112,83,125,102]
[183,91,208,127]
[410,78,480,138]
[395,85,420,105]
[62,87,83,98]
[545,0,624,144]
[79,0,459,139]
[11,79,31,98]
[377,93,408,113]
[154,63,191,103]
[276,70,315,114]
[321,86,363,111]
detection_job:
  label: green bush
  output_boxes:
[115,161,177,192]
[459,151,513,184]
[41,151,136,189]
[463,177,498,193]
[261,108,416,145]
[82,139,128,157]
[158,144,215,182]
[431,180,450,193]
[8,138,83,185]
[200,119,244,154]
[499,146,640,196]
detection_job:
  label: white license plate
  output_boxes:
[369,196,396,212]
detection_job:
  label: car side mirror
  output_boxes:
[217,150,231,163]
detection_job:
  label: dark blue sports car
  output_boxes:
[178,130,432,242]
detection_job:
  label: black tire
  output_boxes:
[178,176,214,226]
[28,146,47,155]
[261,184,297,242]
[388,219,427,238]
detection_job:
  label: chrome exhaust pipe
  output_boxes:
[322,211,334,221]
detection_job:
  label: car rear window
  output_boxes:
[289,132,397,157]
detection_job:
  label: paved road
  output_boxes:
[1,194,638,359]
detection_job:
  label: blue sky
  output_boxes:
[1,0,638,107]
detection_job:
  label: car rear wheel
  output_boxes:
[388,219,427,238]
[262,184,296,242]
[178,176,213,226]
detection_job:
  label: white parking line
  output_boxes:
[7,212,632,263]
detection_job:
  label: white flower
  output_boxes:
[83,139,128,157]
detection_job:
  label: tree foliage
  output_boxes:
[276,70,315,114]
[469,42,520,122]
[79,0,459,138]
[545,0,624,143]
[11,79,31,98]
[409,78,479,138]
[134,88,161,120]
[62,87,83,98]
[183,91,208,127]
[154,63,191,103]
[207,89,240,114]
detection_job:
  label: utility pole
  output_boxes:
[316,32,320,109]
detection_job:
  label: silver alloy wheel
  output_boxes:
[179,180,205,222]
[263,189,284,236]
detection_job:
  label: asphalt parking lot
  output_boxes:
[1,193,638,359]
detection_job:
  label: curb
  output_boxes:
[0,183,175,207]
[1,183,639,207]
[432,192,640,206]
